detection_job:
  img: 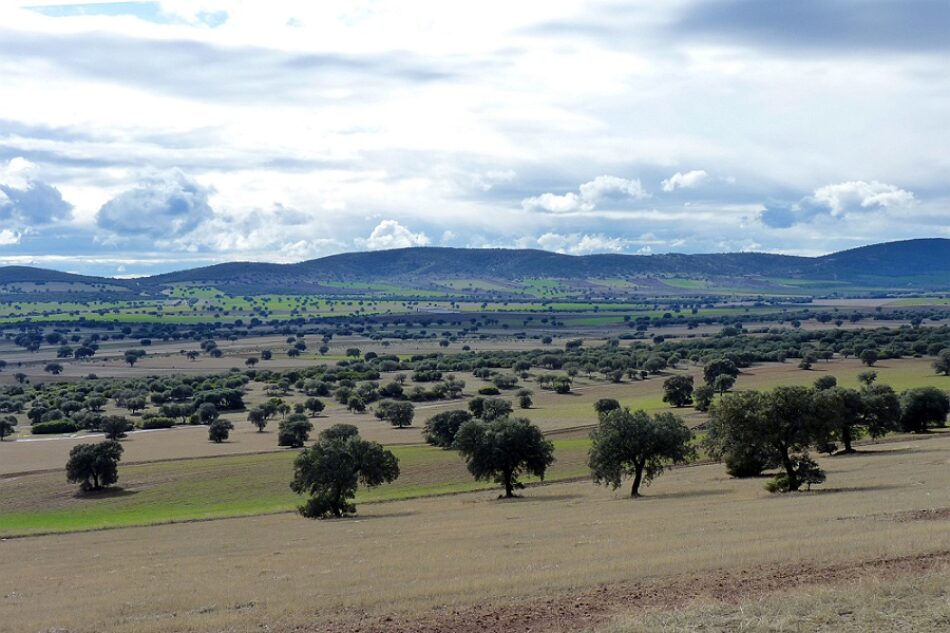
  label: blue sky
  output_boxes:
[0,1,948,276]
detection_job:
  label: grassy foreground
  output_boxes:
[0,438,592,536]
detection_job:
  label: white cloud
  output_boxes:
[809,180,915,216]
[661,170,709,192]
[358,220,430,250]
[536,232,627,255]
[522,175,649,213]
[0,229,21,245]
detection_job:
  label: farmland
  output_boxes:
[0,269,948,633]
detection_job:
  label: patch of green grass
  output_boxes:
[0,440,593,536]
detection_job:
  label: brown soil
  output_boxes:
[309,550,950,633]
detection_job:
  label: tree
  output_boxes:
[517,389,533,409]
[594,398,621,419]
[423,410,472,448]
[813,375,838,391]
[703,358,738,385]
[860,348,879,367]
[380,401,414,428]
[304,397,325,416]
[0,415,16,440]
[857,370,878,387]
[933,349,950,376]
[101,415,130,441]
[196,402,219,424]
[208,418,234,443]
[588,409,694,497]
[712,374,736,395]
[798,355,815,370]
[453,417,554,498]
[124,349,146,367]
[245,357,259,368]
[248,408,267,432]
[278,414,313,448]
[481,398,513,421]
[290,425,399,518]
[693,384,715,412]
[899,387,950,433]
[44,362,64,375]
[66,441,123,491]
[706,387,831,491]
[662,375,694,408]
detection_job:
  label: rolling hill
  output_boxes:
[1,238,948,297]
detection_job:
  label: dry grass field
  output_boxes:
[1,433,947,633]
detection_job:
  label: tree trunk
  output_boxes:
[503,470,514,498]
[779,448,799,491]
[630,462,644,497]
[840,424,855,453]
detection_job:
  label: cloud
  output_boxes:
[759,180,916,228]
[0,229,21,245]
[536,232,627,255]
[522,175,649,213]
[0,158,73,225]
[674,0,950,54]
[96,170,214,238]
[358,220,430,250]
[808,180,915,216]
[661,170,709,192]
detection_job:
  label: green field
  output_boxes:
[0,439,592,537]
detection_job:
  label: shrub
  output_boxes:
[478,386,501,396]
[32,420,81,434]
[139,416,175,430]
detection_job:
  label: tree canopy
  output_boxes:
[588,409,694,497]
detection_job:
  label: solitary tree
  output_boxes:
[278,414,313,448]
[899,387,950,433]
[380,401,415,428]
[423,410,472,448]
[517,389,533,409]
[453,417,554,498]
[66,441,123,491]
[124,349,146,367]
[703,358,738,385]
[0,415,16,440]
[290,425,399,518]
[712,374,736,395]
[44,362,64,375]
[248,408,267,432]
[662,375,694,408]
[101,415,130,441]
[588,409,694,497]
[304,397,325,416]
[860,349,879,367]
[208,418,233,443]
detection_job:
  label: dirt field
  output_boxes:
[1,433,947,633]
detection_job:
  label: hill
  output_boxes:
[0,238,948,297]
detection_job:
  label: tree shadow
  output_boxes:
[637,488,731,501]
[72,487,139,499]
[797,483,910,495]
[498,493,586,502]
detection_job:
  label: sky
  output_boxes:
[0,0,948,277]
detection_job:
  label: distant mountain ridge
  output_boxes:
[1,238,948,295]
